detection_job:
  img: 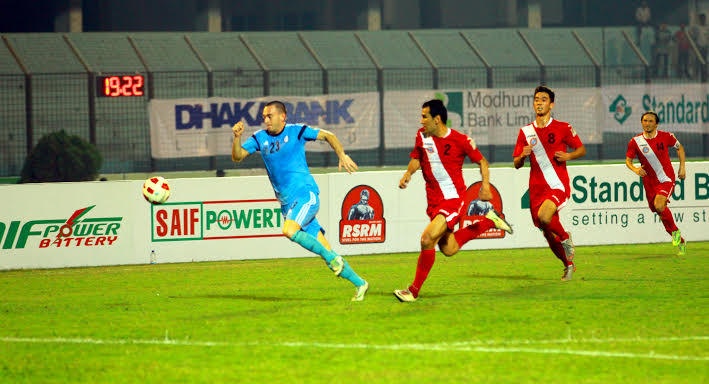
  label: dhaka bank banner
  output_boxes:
[149,93,380,158]
[604,84,709,133]
[383,88,603,148]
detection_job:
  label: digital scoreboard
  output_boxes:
[96,75,145,97]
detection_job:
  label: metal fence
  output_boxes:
[1,29,708,178]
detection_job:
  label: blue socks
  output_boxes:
[291,230,365,287]
[338,257,366,287]
[291,230,334,263]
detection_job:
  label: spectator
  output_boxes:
[653,24,671,78]
[635,1,651,45]
[674,24,691,78]
[691,13,709,78]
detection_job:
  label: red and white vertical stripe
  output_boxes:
[522,123,564,192]
[634,135,671,183]
[421,131,459,200]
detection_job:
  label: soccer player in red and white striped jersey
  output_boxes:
[625,111,687,255]
[513,86,586,281]
[393,99,512,303]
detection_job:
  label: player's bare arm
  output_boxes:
[513,145,533,169]
[399,158,421,189]
[477,157,493,201]
[625,156,647,177]
[231,122,250,162]
[677,144,686,179]
[554,145,586,162]
[316,129,358,174]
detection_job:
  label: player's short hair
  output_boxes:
[422,99,447,124]
[641,111,659,123]
[265,101,287,116]
[534,86,555,102]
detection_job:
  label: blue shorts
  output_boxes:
[282,190,323,238]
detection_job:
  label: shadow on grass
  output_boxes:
[467,273,547,281]
[422,291,474,299]
[169,294,331,302]
[631,254,674,260]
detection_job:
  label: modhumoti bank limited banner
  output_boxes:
[383,88,602,148]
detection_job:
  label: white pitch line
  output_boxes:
[1,336,708,361]
[0,337,234,347]
[442,335,709,346]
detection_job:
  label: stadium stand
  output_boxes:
[300,31,378,94]
[3,34,89,174]
[409,30,487,90]
[0,38,25,176]
[461,28,540,89]
[69,33,150,172]
[0,27,706,176]
[356,30,434,91]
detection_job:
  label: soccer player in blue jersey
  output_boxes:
[231,101,369,301]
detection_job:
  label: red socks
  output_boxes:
[454,218,495,247]
[541,214,569,241]
[658,207,678,233]
[409,219,496,298]
[409,249,435,298]
[543,230,571,267]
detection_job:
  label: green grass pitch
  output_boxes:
[1,242,707,383]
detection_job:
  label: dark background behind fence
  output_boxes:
[1,27,707,177]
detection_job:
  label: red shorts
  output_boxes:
[426,198,465,230]
[644,180,674,212]
[530,189,568,229]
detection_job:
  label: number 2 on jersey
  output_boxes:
[444,144,451,155]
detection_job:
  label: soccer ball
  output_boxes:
[142,176,171,204]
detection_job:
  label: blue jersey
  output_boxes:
[242,123,320,204]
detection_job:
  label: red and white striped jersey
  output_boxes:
[626,130,680,184]
[410,127,483,205]
[513,118,583,199]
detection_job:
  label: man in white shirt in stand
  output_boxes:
[635,1,651,45]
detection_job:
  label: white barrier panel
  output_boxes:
[0,181,143,269]
[149,93,381,158]
[135,176,328,265]
[1,163,707,270]
[564,163,709,245]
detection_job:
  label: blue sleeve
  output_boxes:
[298,125,320,142]
[242,134,260,154]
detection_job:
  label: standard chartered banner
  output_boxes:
[604,83,709,133]
[383,88,602,149]
[562,163,709,245]
[149,93,380,158]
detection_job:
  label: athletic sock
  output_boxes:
[543,230,570,266]
[409,249,436,298]
[658,207,678,233]
[454,218,495,247]
[291,230,334,263]
[542,214,569,241]
[338,258,366,287]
